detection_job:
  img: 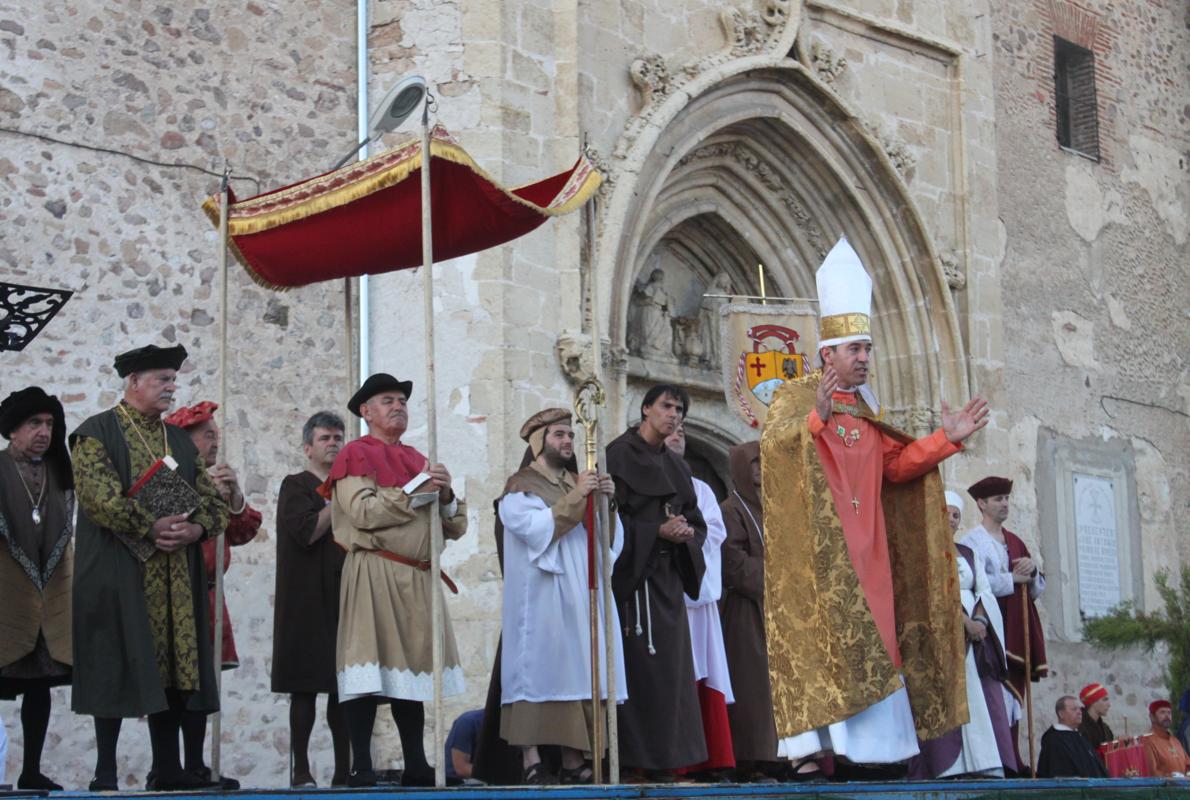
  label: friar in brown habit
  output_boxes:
[717,441,780,780]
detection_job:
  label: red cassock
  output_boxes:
[202,126,602,289]
[202,505,262,668]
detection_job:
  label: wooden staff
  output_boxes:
[419,96,448,789]
[1020,583,1036,778]
[211,165,231,782]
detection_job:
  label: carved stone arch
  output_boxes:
[597,60,968,436]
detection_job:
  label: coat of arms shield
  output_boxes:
[720,301,818,428]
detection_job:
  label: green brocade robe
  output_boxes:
[70,402,227,717]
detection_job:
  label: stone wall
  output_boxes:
[991,0,1188,738]
[2,0,1186,787]
[0,0,356,788]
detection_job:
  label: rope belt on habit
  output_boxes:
[370,548,459,594]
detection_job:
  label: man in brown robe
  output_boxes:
[607,384,707,777]
[273,411,350,788]
[0,387,74,791]
[718,441,780,782]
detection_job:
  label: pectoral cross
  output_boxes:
[850,497,860,515]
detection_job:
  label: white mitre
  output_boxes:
[815,236,881,413]
[816,236,872,349]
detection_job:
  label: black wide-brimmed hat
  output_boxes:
[0,386,73,488]
[348,373,413,417]
[113,344,189,377]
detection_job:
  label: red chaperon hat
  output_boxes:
[165,400,219,430]
[202,125,602,290]
[1150,699,1172,715]
[1080,683,1108,707]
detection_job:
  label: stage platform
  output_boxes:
[3,777,1189,800]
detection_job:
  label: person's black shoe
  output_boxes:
[18,772,64,791]
[400,766,435,787]
[347,769,376,787]
[89,776,119,792]
[153,768,217,792]
[188,766,240,790]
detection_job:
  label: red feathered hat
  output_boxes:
[164,400,219,430]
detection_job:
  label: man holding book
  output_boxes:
[70,344,228,791]
[323,373,468,787]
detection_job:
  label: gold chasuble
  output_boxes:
[761,375,967,741]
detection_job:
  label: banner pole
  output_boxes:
[211,164,231,783]
[582,168,618,783]
[420,99,447,790]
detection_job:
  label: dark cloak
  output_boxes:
[69,411,219,717]
[1036,727,1108,778]
[607,425,706,771]
[271,471,345,694]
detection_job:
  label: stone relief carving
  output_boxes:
[697,272,735,366]
[722,8,768,57]
[811,40,847,85]
[616,1,802,155]
[940,251,966,290]
[884,405,936,436]
[626,267,676,361]
[583,143,615,196]
[629,53,673,107]
[864,121,917,181]
[554,331,613,385]
[627,269,737,370]
[677,141,828,258]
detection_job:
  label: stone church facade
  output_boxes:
[1,0,1185,787]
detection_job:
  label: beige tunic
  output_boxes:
[332,474,467,701]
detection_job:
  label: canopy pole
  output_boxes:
[211,164,231,783]
[582,169,619,784]
[420,97,447,790]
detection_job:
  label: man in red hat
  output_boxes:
[1077,683,1115,749]
[1142,699,1190,777]
[960,474,1047,769]
[161,400,263,789]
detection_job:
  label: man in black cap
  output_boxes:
[0,387,74,791]
[323,373,468,787]
[70,344,228,791]
[960,475,1047,770]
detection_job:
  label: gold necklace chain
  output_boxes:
[117,404,170,460]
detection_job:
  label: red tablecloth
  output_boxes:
[1099,740,1150,777]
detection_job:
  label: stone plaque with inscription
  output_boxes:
[1074,472,1120,618]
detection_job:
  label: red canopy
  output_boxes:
[203,126,601,289]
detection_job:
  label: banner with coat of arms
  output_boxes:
[719,302,819,428]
